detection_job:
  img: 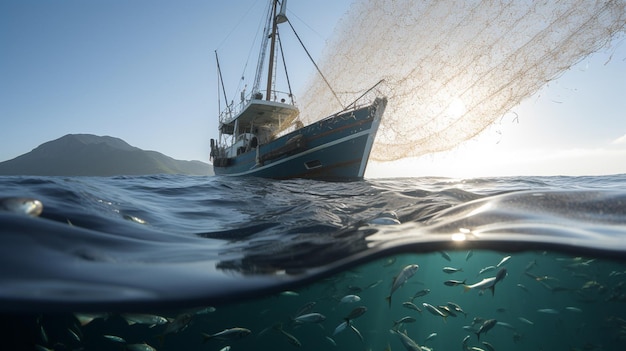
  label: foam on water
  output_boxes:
[296,0,626,160]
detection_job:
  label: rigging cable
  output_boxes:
[277,30,294,103]
[285,18,345,110]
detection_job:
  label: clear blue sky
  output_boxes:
[2,0,625,178]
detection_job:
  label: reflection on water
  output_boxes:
[16,249,626,351]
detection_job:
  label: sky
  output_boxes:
[1,0,625,178]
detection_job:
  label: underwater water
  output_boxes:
[1,174,626,350]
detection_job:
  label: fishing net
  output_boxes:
[296,0,626,161]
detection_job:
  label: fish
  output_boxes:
[443,266,463,274]
[274,324,301,347]
[325,336,336,346]
[280,290,299,297]
[424,332,437,342]
[293,301,316,318]
[122,313,168,328]
[349,323,364,342]
[411,288,431,300]
[386,264,419,308]
[444,279,466,287]
[293,312,326,324]
[340,294,361,304]
[422,303,447,322]
[482,341,496,351]
[366,280,383,289]
[333,321,347,336]
[202,327,251,342]
[439,251,451,261]
[437,305,456,317]
[344,306,367,321]
[462,335,471,350]
[390,329,422,351]
[464,268,507,296]
[393,316,416,328]
[162,313,193,336]
[402,301,422,313]
[103,334,126,343]
[219,347,231,351]
[518,317,534,325]
[191,306,216,315]
[127,343,157,351]
[496,255,511,268]
[0,197,43,216]
[466,250,474,261]
[38,324,48,345]
[477,266,496,276]
[68,328,81,342]
[537,308,559,314]
[565,306,582,313]
[73,312,109,326]
[447,302,467,317]
[524,259,537,271]
[475,319,497,340]
[516,283,529,292]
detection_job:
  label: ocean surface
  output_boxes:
[1,174,626,350]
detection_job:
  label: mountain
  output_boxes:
[0,134,214,176]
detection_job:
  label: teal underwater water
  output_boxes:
[1,174,626,350]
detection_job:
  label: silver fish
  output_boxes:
[390,329,422,351]
[402,301,422,313]
[293,312,326,324]
[496,255,511,268]
[122,313,168,328]
[344,306,367,321]
[475,319,497,340]
[393,316,416,328]
[482,341,496,351]
[127,343,157,351]
[444,279,466,287]
[443,266,463,274]
[464,268,507,296]
[411,288,431,300]
[422,303,447,322]
[439,251,451,261]
[333,321,348,336]
[340,295,361,304]
[477,266,496,276]
[425,332,437,342]
[349,323,364,342]
[466,250,474,261]
[386,264,419,308]
[163,313,193,335]
[447,302,467,316]
[518,317,534,325]
[274,324,301,347]
[537,308,559,314]
[462,335,471,350]
[103,334,126,343]
[202,327,251,342]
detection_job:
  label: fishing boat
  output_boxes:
[210,0,387,181]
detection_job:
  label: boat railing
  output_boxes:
[339,79,387,114]
[219,90,297,124]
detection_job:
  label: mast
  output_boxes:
[265,0,279,101]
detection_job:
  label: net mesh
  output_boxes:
[296,0,626,161]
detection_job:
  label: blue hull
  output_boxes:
[213,98,386,181]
